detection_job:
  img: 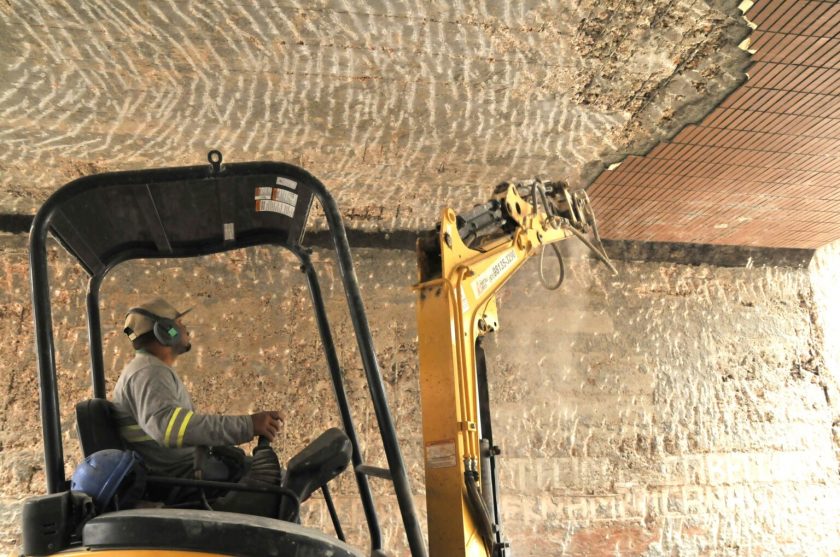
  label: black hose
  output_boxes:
[538,243,565,290]
[530,181,556,220]
[464,471,496,554]
[580,190,605,248]
[200,490,214,511]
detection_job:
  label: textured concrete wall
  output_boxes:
[0,1,750,231]
[490,253,840,555]
[1,235,839,555]
[809,240,840,470]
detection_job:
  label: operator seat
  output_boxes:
[75,399,125,456]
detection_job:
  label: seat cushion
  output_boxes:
[82,508,364,557]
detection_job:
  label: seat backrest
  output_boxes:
[75,399,125,456]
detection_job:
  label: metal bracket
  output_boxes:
[460,421,477,432]
[207,150,223,174]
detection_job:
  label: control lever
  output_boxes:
[278,428,352,522]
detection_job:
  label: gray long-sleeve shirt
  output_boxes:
[111,352,253,477]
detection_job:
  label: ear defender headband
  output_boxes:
[125,308,181,347]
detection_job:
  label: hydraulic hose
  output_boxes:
[464,470,496,555]
[538,242,565,290]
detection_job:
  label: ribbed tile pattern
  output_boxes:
[589,0,840,249]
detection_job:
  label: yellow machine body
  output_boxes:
[415,184,580,556]
[49,548,223,557]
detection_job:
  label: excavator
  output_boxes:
[19,152,614,556]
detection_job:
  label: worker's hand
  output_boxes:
[251,410,282,442]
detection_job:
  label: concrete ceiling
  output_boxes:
[3,1,803,248]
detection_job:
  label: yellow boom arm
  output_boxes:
[414,181,613,556]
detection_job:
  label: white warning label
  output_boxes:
[223,222,235,241]
[472,250,518,298]
[276,176,298,190]
[425,440,457,469]
[255,187,273,200]
[272,188,299,206]
[256,199,295,217]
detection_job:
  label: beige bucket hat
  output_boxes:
[124,297,192,340]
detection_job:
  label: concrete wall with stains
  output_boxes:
[1,234,839,555]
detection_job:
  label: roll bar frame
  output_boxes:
[28,155,427,556]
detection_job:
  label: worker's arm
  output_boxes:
[128,366,254,448]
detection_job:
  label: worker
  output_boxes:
[112,297,283,502]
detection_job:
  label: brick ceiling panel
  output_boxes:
[590,0,840,251]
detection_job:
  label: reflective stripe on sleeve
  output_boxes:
[164,407,183,447]
[176,411,194,448]
[119,424,154,444]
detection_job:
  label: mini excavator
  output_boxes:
[20,152,612,557]
[414,179,615,556]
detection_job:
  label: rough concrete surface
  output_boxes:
[1,231,839,555]
[0,1,750,231]
[809,239,840,471]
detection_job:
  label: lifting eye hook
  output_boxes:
[208,150,223,174]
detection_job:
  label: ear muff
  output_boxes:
[127,308,180,347]
[152,318,180,347]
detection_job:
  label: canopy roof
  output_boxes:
[40,154,316,276]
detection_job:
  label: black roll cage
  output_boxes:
[28,152,426,557]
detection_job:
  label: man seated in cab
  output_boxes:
[112,297,283,500]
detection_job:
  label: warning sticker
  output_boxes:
[472,249,518,299]
[460,290,470,313]
[425,440,457,469]
[255,187,273,200]
[276,176,297,190]
[272,188,299,206]
[254,185,299,218]
[256,199,295,217]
